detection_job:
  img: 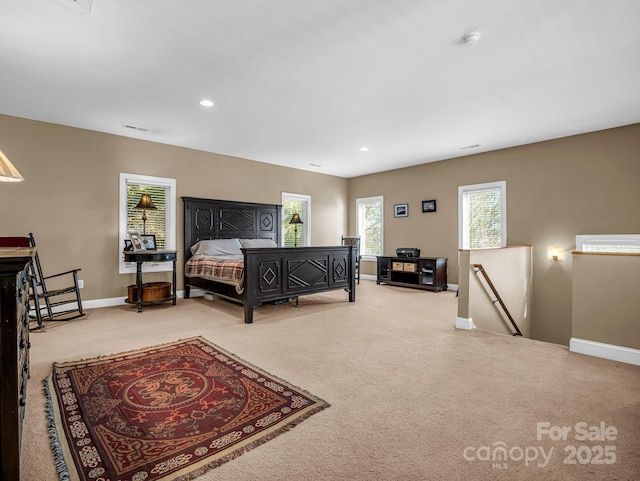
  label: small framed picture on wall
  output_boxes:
[422,199,436,213]
[394,203,409,217]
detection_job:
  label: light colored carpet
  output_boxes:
[21,281,640,480]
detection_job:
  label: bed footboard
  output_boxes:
[242,245,356,323]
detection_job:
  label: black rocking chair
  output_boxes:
[27,233,85,327]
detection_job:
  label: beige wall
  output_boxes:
[3,114,639,346]
[572,252,640,350]
[458,247,532,338]
[0,115,348,300]
[349,124,640,345]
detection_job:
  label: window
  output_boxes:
[356,196,383,258]
[576,234,640,253]
[119,173,176,274]
[459,181,506,249]
[282,193,310,247]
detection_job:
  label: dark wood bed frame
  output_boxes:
[182,197,356,323]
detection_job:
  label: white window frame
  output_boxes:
[576,234,640,253]
[281,192,311,247]
[458,181,507,249]
[119,173,177,274]
[356,195,384,260]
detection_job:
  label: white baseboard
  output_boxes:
[456,317,476,330]
[570,338,640,366]
[78,297,124,310]
[78,289,206,311]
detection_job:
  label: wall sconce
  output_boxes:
[548,245,564,261]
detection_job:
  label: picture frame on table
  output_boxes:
[422,199,437,213]
[394,203,409,218]
[123,239,133,252]
[141,234,157,250]
[129,232,146,251]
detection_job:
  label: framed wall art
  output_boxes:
[394,203,409,218]
[422,199,436,213]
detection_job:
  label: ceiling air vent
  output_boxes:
[123,124,149,132]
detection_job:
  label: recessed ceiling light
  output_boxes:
[199,100,214,107]
[360,146,369,152]
[460,144,481,150]
[308,163,322,167]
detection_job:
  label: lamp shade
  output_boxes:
[289,213,303,224]
[134,192,157,210]
[0,149,24,182]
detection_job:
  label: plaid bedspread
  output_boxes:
[185,255,244,293]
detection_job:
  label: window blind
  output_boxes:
[126,183,167,249]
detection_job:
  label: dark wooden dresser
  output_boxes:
[0,247,34,481]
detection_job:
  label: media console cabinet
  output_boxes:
[376,256,448,292]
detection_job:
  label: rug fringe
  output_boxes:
[172,403,330,481]
[42,378,72,481]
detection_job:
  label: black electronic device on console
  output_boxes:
[396,248,421,258]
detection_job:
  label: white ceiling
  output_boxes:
[1,0,639,178]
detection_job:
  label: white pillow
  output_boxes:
[191,238,242,256]
[240,238,278,248]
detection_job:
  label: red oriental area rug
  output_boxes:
[43,337,330,481]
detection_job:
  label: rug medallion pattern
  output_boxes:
[44,337,329,481]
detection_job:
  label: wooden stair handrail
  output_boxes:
[472,264,523,337]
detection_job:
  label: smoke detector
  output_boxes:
[462,31,481,46]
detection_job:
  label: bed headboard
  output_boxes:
[182,197,282,261]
